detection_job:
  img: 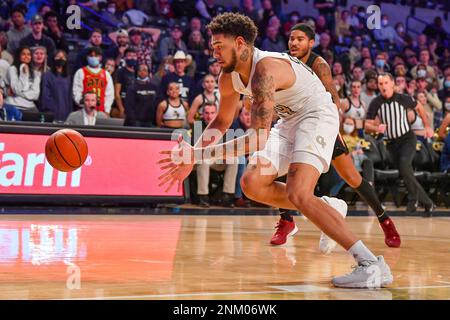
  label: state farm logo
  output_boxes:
[0,142,84,188]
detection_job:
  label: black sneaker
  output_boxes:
[221,193,235,208]
[198,195,210,208]
[406,201,417,214]
[423,203,435,218]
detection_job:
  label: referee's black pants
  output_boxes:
[386,131,432,207]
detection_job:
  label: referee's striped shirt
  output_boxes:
[366,93,417,140]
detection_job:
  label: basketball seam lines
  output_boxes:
[61,131,82,167]
[53,134,79,169]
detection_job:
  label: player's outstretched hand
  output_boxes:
[158,135,195,193]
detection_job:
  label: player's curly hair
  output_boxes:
[207,13,258,45]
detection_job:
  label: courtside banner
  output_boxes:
[0,133,182,197]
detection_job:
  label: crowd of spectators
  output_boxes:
[0,0,449,207]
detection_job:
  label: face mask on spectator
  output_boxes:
[358,12,365,18]
[382,19,389,27]
[375,59,385,68]
[417,69,427,78]
[397,26,404,33]
[54,59,66,68]
[445,102,450,111]
[343,124,355,134]
[445,80,450,89]
[107,7,116,14]
[335,84,341,91]
[125,58,137,68]
[291,15,299,23]
[137,76,149,82]
[87,56,100,67]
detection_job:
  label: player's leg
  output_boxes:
[332,151,401,248]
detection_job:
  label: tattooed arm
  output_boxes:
[312,57,342,111]
[192,60,282,162]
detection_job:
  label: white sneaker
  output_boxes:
[331,256,394,288]
[319,196,348,254]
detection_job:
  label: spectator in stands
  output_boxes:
[183,17,203,44]
[351,65,364,82]
[40,50,72,122]
[195,102,238,208]
[43,11,69,52]
[416,76,442,129]
[348,35,363,66]
[4,46,41,112]
[155,0,175,20]
[423,16,448,44]
[361,57,374,72]
[314,0,337,33]
[437,47,449,70]
[188,74,218,125]
[440,69,450,102]
[348,5,360,28]
[0,33,13,65]
[374,52,390,74]
[159,24,187,61]
[395,76,407,94]
[261,25,287,53]
[172,0,198,20]
[0,89,22,121]
[335,10,352,44]
[159,50,194,102]
[65,91,108,126]
[99,1,123,32]
[342,117,374,184]
[104,57,117,76]
[128,27,161,70]
[242,0,261,27]
[122,7,151,27]
[360,71,378,108]
[32,46,49,73]
[72,47,114,114]
[20,15,56,59]
[258,0,277,35]
[341,80,367,132]
[75,29,104,71]
[282,11,300,37]
[114,48,137,118]
[188,30,206,53]
[231,106,251,207]
[394,22,412,48]
[411,49,437,82]
[156,82,188,128]
[438,105,450,172]
[6,7,31,56]
[365,73,434,215]
[195,0,224,21]
[152,55,174,88]
[106,29,129,66]
[313,32,333,62]
[373,14,404,48]
[124,63,158,127]
[314,15,330,35]
[414,33,428,53]
[0,42,10,91]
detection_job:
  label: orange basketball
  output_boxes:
[45,129,88,172]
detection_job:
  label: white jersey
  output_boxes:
[231,48,334,119]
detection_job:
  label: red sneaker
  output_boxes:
[380,217,401,248]
[270,218,298,246]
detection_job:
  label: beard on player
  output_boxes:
[288,30,314,60]
[221,48,238,73]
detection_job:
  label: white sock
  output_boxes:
[348,240,377,264]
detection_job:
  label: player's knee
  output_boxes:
[287,186,312,211]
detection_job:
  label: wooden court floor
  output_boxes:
[0,214,449,300]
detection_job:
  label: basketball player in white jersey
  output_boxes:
[158,13,393,288]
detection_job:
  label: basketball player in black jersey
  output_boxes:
[270,23,401,249]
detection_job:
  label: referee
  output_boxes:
[365,73,435,215]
